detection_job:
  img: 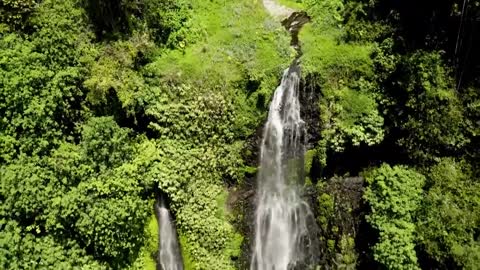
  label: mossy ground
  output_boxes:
[128,211,158,270]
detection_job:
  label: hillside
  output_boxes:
[1,0,479,269]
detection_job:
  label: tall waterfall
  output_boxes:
[250,64,318,270]
[156,198,183,270]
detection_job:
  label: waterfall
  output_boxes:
[156,198,183,270]
[250,63,319,270]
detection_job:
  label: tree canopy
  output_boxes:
[1,0,480,269]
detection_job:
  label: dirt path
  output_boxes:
[263,0,295,18]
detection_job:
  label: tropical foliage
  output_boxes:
[1,0,480,269]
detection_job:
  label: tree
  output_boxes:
[382,51,468,161]
[0,0,39,28]
[364,164,425,270]
[80,117,133,172]
[418,159,480,269]
[84,0,188,44]
[0,221,105,270]
[0,116,151,267]
[0,0,94,162]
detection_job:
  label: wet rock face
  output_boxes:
[282,11,311,49]
[282,11,318,148]
[314,177,368,267]
[282,11,311,33]
[299,77,322,149]
[229,122,262,269]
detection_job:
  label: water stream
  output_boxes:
[156,197,183,270]
[250,63,319,270]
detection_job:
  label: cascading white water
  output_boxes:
[156,199,183,270]
[251,64,318,270]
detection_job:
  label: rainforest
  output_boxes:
[1,0,479,269]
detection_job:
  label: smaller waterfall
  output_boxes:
[155,197,183,270]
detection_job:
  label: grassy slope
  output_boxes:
[146,0,295,139]
[128,212,158,270]
[150,0,294,92]
[278,0,305,9]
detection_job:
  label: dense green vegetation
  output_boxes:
[364,165,425,269]
[1,0,291,269]
[1,0,479,269]
[300,0,480,269]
